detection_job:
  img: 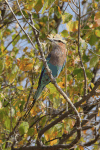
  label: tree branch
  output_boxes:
[68,0,79,16]
[78,0,87,96]
[81,7,100,18]
[3,22,27,52]
[27,12,81,148]
[4,0,37,51]
[82,134,99,146]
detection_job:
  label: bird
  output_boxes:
[23,36,67,119]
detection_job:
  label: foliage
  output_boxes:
[0,0,100,150]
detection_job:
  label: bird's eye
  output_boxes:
[58,40,61,42]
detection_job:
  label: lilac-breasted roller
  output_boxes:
[33,37,66,103]
[24,37,67,119]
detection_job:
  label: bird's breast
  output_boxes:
[49,50,66,66]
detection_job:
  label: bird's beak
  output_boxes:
[47,37,54,43]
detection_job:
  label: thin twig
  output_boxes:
[82,134,99,146]
[62,3,69,14]
[5,117,22,148]
[88,49,100,57]
[72,0,79,8]
[81,8,100,18]
[58,109,99,144]
[5,0,37,51]
[68,0,79,16]
[78,0,87,96]
[16,0,39,33]
[24,69,34,110]
[65,50,68,111]
[3,23,27,52]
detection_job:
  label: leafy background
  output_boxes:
[0,0,100,150]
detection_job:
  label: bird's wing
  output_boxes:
[38,53,51,85]
[61,59,66,72]
[41,53,51,72]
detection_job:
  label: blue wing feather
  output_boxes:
[61,60,66,72]
[38,54,51,85]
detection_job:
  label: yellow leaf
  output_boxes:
[17,111,21,117]
[17,58,34,71]
[50,139,57,146]
[62,98,66,104]
[58,6,61,14]
[79,146,84,150]
[58,82,65,88]
[98,107,100,116]
[66,21,78,32]
[94,3,97,8]
[39,22,45,27]
[30,105,40,116]
[31,107,37,116]
[24,134,28,138]
[98,107,100,112]
[23,47,28,52]
[44,133,49,141]
[94,11,100,26]
[0,140,2,143]
[95,30,100,37]
[91,83,94,89]
[25,63,33,71]
[5,55,12,68]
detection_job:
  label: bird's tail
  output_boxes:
[33,84,44,101]
[23,85,44,120]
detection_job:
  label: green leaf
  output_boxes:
[95,30,100,37]
[0,59,3,74]
[34,0,43,13]
[67,74,73,81]
[73,68,83,75]
[73,68,84,80]
[19,122,29,135]
[82,55,89,63]
[90,55,99,67]
[17,86,23,90]
[41,0,48,14]
[40,116,47,127]
[88,33,98,46]
[49,7,54,15]
[0,109,5,119]
[0,76,3,84]
[62,13,73,23]
[28,128,34,136]
[86,70,93,79]
[4,117,10,129]
[61,30,69,38]
[82,25,90,35]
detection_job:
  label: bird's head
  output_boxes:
[47,37,66,44]
[47,36,66,50]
